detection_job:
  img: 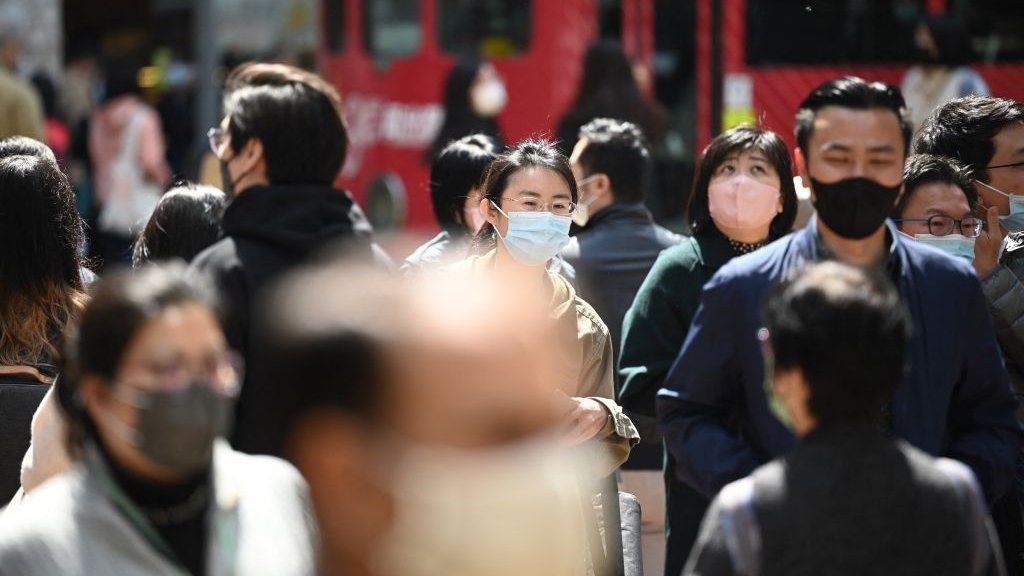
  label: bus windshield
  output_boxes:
[437,0,531,57]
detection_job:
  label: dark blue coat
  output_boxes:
[657,218,1021,502]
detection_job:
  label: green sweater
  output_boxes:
[618,229,738,442]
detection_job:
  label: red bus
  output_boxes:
[693,0,1024,152]
[319,0,654,233]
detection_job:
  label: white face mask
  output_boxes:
[471,79,508,118]
[914,233,976,262]
[370,436,585,576]
[491,202,572,266]
[976,179,1024,232]
[572,175,601,227]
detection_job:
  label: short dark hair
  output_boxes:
[576,117,651,204]
[763,261,909,424]
[795,77,912,159]
[894,154,977,217]
[0,136,57,164]
[430,134,501,237]
[688,125,798,239]
[57,263,217,454]
[913,96,1024,184]
[224,62,348,186]
[472,139,577,253]
[133,182,227,266]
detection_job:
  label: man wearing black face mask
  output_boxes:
[191,63,388,458]
[657,77,1019,518]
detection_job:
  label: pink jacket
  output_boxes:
[87,95,171,205]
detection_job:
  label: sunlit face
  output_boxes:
[801,106,906,194]
[979,121,1024,214]
[480,167,574,238]
[85,303,230,482]
[897,181,972,237]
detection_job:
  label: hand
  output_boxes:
[560,397,610,447]
[973,206,1005,278]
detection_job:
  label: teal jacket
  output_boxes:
[618,230,736,442]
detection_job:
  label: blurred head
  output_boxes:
[689,125,797,241]
[762,261,909,436]
[57,264,236,483]
[894,154,977,238]
[913,96,1024,216]
[0,154,85,366]
[133,182,227,267]
[794,77,911,239]
[914,16,975,67]
[430,134,501,237]
[218,62,348,194]
[267,261,582,576]
[29,72,59,119]
[101,61,141,103]
[475,140,577,265]
[576,40,639,104]
[569,118,651,222]
[0,23,22,71]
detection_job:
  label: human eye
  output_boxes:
[718,163,736,175]
[750,164,767,175]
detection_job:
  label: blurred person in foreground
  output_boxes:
[133,182,227,267]
[901,16,988,130]
[192,62,383,457]
[0,265,316,575]
[685,261,1005,576]
[619,125,797,576]
[0,23,43,140]
[0,154,87,502]
[264,261,590,576]
[88,61,172,268]
[454,139,639,467]
[658,77,1019,510]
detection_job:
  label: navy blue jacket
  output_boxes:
[657,218,1021,502]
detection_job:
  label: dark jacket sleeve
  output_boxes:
[619,250,697,442]
[947,274,1022,503]
[657,273,761,497]
[190,244,250,356]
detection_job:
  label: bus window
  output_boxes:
[324,0,345,52]
[437,0,530,57]
[363,0,422,64]
[746,0,916,66]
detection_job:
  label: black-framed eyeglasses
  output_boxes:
[207,127,227,155]
[987,160,1024,170]
[892,214,983,238]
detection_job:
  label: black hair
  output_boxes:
[224,62,348,186]
[913,96,1024,184]
[101,61,141,103]
[57,263,217,454]
[132,182,227,267]
[557,40,667,154]
[429,134,501,237]
[472,139,578,253]
[0,136,57,164]
[795,76,912,160]
[688,125,798,239]
[29,72,59,119]
[0,155,86,366]
[917,16,975,67]
[576,117,651,205]
[425,57,505,162]
[764,261,909,424]
[894,154,977,217]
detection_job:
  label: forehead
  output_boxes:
[905,181,972,213]
[807,106,905,154]
[503,166,572,197]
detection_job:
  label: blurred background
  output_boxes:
[6,0,1024,242]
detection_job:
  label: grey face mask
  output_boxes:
[109,380,235,473]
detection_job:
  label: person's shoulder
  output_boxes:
[710,232,799,288]
[655,236,704,270]
[217,444,307,495]
[893,441,981,502]
[190,236,242,273]
[0,467,87,549]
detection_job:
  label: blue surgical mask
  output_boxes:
[976,180,1024,233]
[915,233,976,261]
[490,201,572,266]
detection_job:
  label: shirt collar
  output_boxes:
[810,216,902,280]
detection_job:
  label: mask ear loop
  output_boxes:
[489,200,510,240]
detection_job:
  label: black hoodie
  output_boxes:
[191,183,377,455]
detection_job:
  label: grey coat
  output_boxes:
[0,441,317,575]
[982,232,1024,420]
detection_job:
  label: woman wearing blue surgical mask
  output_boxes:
[0,264,316,575]
[454,139,638,473]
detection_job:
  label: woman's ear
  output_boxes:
[80,375,109,419]
[480,197,499,227]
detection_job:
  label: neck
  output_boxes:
[492,241,550,291]
[817,220,888,267]
[714,222,770,245]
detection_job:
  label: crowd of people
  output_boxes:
[0,35,1022,576]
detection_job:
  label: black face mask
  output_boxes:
[811,177,901,240]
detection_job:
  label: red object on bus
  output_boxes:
[319,0,654,233]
